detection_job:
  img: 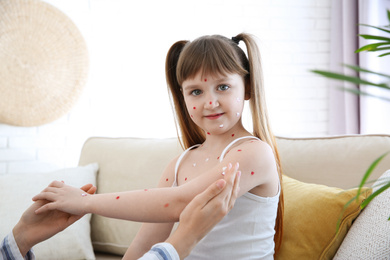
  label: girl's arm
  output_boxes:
[31,161,239,222]
[33,139,277,222]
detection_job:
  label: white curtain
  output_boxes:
[329,0,360,135]
[329,0,390,135]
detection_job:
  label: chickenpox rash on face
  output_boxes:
[166,178,169,181]
[193,107,196,109]
[207,132,211,135]
[251,171,255,175]
[209,101,212,105]
[232,134,235,137]
[185,177,188,181]
[116,196,120,200]
[144,189,148,191]
[164,203,169,208]
[204,78,207,82]
[238,149,242,152]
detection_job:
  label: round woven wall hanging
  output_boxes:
[0,0,89,126]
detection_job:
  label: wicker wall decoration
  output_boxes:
[0,0,89,126]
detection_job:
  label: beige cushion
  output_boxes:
[277,135,390,189]
[78,137,182,255]
[0,164,98,260]
[334,169,390,259]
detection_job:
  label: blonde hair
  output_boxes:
[165,33,284,253]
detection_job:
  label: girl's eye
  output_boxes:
[191,89,202,96]
[218,84,230,91]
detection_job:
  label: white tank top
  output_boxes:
[173,136,280,259]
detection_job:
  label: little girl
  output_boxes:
[34,33,283,259]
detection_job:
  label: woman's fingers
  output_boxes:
[81,183,97,194]
[191,179,226,211]
[228,170,241,210]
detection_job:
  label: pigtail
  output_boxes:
[236,33,284,254]
[165,41,205,149]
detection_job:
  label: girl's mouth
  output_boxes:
[205,113,224,120]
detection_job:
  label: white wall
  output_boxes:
[0,0,331,174]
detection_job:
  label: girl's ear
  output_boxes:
[244,78,251,100]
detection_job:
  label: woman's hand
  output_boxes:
[32,181,93,215]
[15,184,96,256]
[166,162,241,259]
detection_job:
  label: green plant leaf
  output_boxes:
[356,152,390,201]
[359,34,390,42]
[343,64,390,79]
[340,87,390,102]
[311,70,390,89]
[373,47,390,51]
[336,195,358,233]
[355,42,390,53]
[379,52,390,57]
[359,24,390,34]
[361,180,390,208]
[387,9,390,23]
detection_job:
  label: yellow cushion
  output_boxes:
[276,175,372,260]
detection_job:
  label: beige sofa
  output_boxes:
[77,135,390,260]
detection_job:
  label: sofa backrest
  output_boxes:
[277,134,390,189]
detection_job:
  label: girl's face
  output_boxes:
[181,71,247,136]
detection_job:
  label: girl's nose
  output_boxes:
[204,99,219,109]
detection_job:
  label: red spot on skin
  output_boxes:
[164,203,169,208]
[191,115,193,118]
[207,132,211,135]
[209,101,212,104]
[185,177,188,181]
[166,178,169,181]
[251,171,255,175]
[116,196,120,199]
[193,107,196,109]
[204,78,207,82]
[217,156,220,160]
[232,134,235,137]
[238,149,242,152]
[144,189,148,191]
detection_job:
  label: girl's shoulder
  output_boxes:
[223,136,272,159]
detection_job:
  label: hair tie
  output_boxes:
[231,36,240,45]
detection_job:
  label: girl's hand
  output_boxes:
[32,181,92,215]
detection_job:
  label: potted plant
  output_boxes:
[312,10,390,220]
